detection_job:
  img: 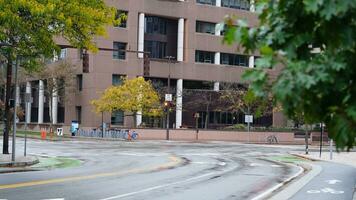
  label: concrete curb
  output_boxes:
[0,157,39,168]
[268,162,322,200]
[290,153,321,162]
[250,158,305,200]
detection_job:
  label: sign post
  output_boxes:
[24,93,31,156]
[245,115,253,132]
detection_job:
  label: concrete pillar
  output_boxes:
[250,0,255,12]
[214,82,220,92]
[214,52,221,65]
[216,0,221,7]
[136,111,142,127]
[249,56,255,68]
[176,79,183,128]
[38,80,44,124]
[215,24,221,36]
[177,18,184,62]
[25,82,31,124]
[52,79,58,124]
[138,13,145,58]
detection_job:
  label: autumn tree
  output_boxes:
[91,77,162,128]
[0,0,116,154]
[223,0,356,149]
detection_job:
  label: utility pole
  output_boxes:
[165,56,174,140]
[12,57,19,162]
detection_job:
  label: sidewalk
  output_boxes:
[292,150,356,168]
[0,154,39,168]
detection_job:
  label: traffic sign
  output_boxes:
[245,115,253,123]
[165,94,172,102]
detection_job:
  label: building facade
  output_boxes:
[15,0,285,129]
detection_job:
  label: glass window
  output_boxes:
[145,16,167,35]
[76,106,82,124]
[220,53,249,67]
[113,42,126,60]
[197,0,216,6]
[76,75,83,91]
[144,40,167,59]
[195,50,215,64]
[112,75,124,86]
[221,0,250,10]
[111,111,124,125]
[196,21,216,35]
[115,10,128,28]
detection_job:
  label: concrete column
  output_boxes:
[216,0,221,7]
[136,111,142,127]
[249,56,255,68]
[38,80,44,124]
[25,82,31,123]
[52,79,58,124]
[214,52,220,65]
[138,13,145,58]
[214,82,220,92]
[250,0,255,12]
[215,24,221,36]
[176,79,183,128]
[177,18,184,62]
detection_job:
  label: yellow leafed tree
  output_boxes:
[91,77,162,127]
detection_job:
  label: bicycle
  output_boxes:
[266,135,278,144]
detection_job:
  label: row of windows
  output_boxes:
[197,0,250,11]
[195,50,249,67]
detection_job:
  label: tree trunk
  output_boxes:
[3,59,12,154]
[305,124,309,155]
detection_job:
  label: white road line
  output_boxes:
[251,165,304,200]
[100,158,237,200]
[99,172,215,200]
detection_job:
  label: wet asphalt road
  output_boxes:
[0,139,300,200]
[0,138,354,200]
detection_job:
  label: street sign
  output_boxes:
[56,128,63,136]
[165,94,172,102]
[245,115,253,123]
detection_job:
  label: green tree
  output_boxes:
[223,0,356,149]
[91,77,162,128]
[0,0,117,154]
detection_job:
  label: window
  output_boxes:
[115,10,128,28]
[220,53,249,67]
[113,42,126,60]
[221,0,250,10]
[145,16,167,35]
[77,75,83,91]
[196,21,216,35]
[112,75,124,86]
[144,41,167,59]
[195,50,215,64]
[76,106,82,124]
[111,111,124,125]
[197,0,216,6]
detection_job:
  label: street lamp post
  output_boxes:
[12,57,19,162]
[165,56,175,140]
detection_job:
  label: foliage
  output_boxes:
[219,83,272,118]
[91,77,162,126]
[222,0,356,149]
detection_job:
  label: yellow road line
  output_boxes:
[0,156,181,190]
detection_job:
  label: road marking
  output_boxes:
[99,172,215,200]
[249,163,263,167]
[307,187,344,194]
[99,158,238,200]
[326,179,341,184]
[0,156,181,190]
